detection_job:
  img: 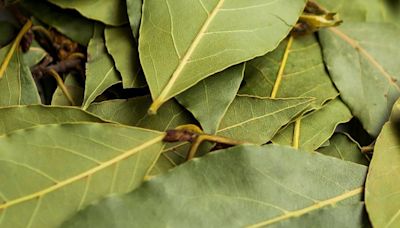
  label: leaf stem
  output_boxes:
[48,69,76,106]
[270,35,293,98]
[292,118,302,149]
[0,20,32,79]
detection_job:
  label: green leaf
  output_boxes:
[272,98,352,151]
[23,41,47,68]
[0,44,40,106]
[365,98,400,228]
[21,0,94,46]
[316,0,390,22]
[319,23,400,136]
[140,0,307,113]
[104,26,145,88]
[82,25,121,110]
[176,64,245,134]
[47,0,128,26]
[239,35,338,109]
[0,123,165,228]
[52,74,84,106]
[317,133,369,165]
[87,96,196,174]
[62,144,367,228]
[0,105,105,134]
[218,96,313,144]
[126,0,142,41]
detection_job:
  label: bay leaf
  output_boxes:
[317,133,369,165]
[23,41,47,68]
[0,105,105,134]
[239,35,338,109]
[140,0,307,113]
[126,0,142,40]
[104,26,145,89]
[0,44,40,106]
[82,24,121,110]
[365,98,400,228]
[217,96,313,144]
[319,23,400,136]
[0,123,164,228]
[316,0,390,22]
[47,0,128,26]
[87,96,196,174]
[51,74,84,106]
[176,64,245,134]
[62,144,367,228]
[21,0,94,46]
[272,98,352,151]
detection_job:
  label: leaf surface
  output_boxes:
[0,44,40,106]
[272,98,352,151]
[176,64,245,134]
[82,25,121,110]
[239,35,337,109]
[21,0,94,45]
[0,105,105,135]
[126,0,143,40]
[218,96,313,144]
[104,26,145,88]
[0,123,164,228]
[319,23,400,136]
[63,144,367,228]
[47,0,128,26]
[317,133,369,165]
[366,98,400,228]
[140,0,307,112]
[23,41,47,68]
[52,74,84,106]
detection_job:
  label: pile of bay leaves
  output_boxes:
[0,0,399,227]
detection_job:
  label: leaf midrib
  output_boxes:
[0,134,164,210]
[247,187,363,228]
[150,0,226,111]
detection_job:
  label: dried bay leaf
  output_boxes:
[52,74,84,106]
[82,24,121,110]
[0,105,105,135]
[63,144,367,228]
[272,98,352,151]
[104,26,145,89]
[87,96,197,174]
[126,0,142,41]
[21,0,94,46]
[319,23,400,136]
[0,44,40,106]
[317,133,369,165]
[239,35,338,109]
[140,0,307,113]
[176,64,245,134]
[23,41,47,68]
[47,0,128,26]
[365,98,400,228]
[218,96,313,144]
[0,123,164,228]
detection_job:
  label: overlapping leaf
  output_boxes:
[317,133,369,165]
[63,144,368,228]
[0,44,40,106]
[82,24,121,109]
[0,123,165,228]
[52,74,84,106]
[140,0,307,112]
[21,0,94,46]
[176,64,245,134]
[366,98,400,228]
[272,98,352,151]
[104,26,145,88]
[126,0,143,41]
[319,23,400,136]
[48,0,128,26]
[239,35,338,109]
[23,41,47,68]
